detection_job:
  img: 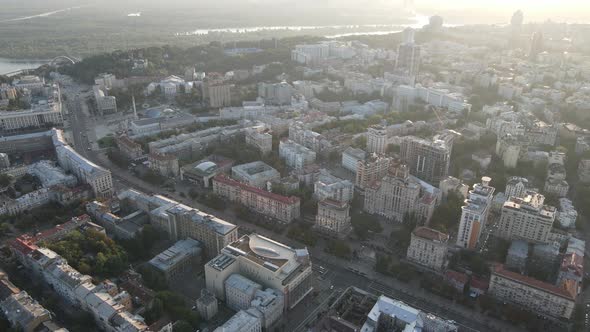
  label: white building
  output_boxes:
[224,274,262,311]
[315,199,352,238]
[93,85,117,115]
[314,169,354,203]
[291,44,329,65]
[205,234,313,310]
[407,227,449,271]
[557,198,578,229]
[505,176,529,199]
[213,308,262,332]
[232,161,280,189]
[278,139,316,170]
[258,82,293,106]
[250,288,284,330]
[456,177,495,249]
[148,238,202,280]
[497,192,556,243]
[367,125,387,154]
[341,147,366,173]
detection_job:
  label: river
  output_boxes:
[0,58,50,76]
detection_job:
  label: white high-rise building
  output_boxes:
[497,192,556,243]
[367,125,387,154]
[456,177,495,249]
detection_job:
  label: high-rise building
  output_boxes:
[258,82,293,106]
[529,31,544,61]
[355,153,391,189]
[205,234,313,310]
[314,169,354,203]
[456,177,495,249]
[505,176,529,199]
[364,163,438,224]
[366,125,387,154]
[396,28,421,77]
[400,136,451,185]
[497,192,556,243]
[315,199,352,238]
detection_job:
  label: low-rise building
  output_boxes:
[213,308,262,332]
[116,135,144,160]
[488,264,575,320]
[505,240,529,274]
[149,153,179,178]
[557,198,578,229]
[0,291,51,332]
[213,175,300,223]
[149,238,202,281]
[250,288,284,330]
[406,227,449,271]
[245,127,272,155]
[315,199,351,239]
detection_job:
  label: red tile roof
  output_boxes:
[413,226,449,242]
[445,270,468,284]
[213,174,300,205]
[470,277,489,291]
[492,264,575,300]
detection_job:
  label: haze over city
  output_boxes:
[0,1,589,332]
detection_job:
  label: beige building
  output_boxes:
[205,234,313,310]
[406,227,449,271]
[206,83,232,108]
[489,264,575,319]
[497,192,556,243]
[364,163,437,224]
[355,153,391,189]
[315,199,351,238]
[213,174,300,223]
[245,127,273,155]
[115,135,144,160]
[149,152,179,177]
[400,136,451,185]
[366,124,387,154]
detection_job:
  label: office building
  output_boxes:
[148,238,202,281]
[407,227,449,271]
[315,199,352,238]
[342,147,366,173]
[456,177,495,249]
[366,125,387,154]
[0,85,63,135]
[213,175,300,223]
[205,234,313,310]
[355,154,391,189]
[232,161,280,189]
[314,169,354,203]
[52,129,113,198]
[489,264,575,320]
[497,192,556,243]
[278,139,316,170]
[400,136,451,185]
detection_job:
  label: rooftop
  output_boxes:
[413,227,449,242]
[492,264,575,300]
[149,238,202,272]
[214,174,300,205]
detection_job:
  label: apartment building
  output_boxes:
[355,153,391,189]
[278,139,316,170]
[407,227,449,271]
[489,264,575,319]
[439,176,469,200]
[364,163,437,224]
[205,234,313,310]
[400,136,451,185]
[341,147,366,173]
[289,122,330,153]
[456,177,495,249]
[205,83,232,108]
[212,175,300,223]
[118,189,238,258]
[315,199,352,238]
[225,274,263,311]
[366,124,387,154]
[258,82,293,106]
[115,135,144,160]
[245,127,272,155]
[93,85,117,115]
[52,129,113,198]
[149,152,179,177]
[213,309,262,332]
[314,169,354,203]
[497,192,556,243]
[505,176,529,199]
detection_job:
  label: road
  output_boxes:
[62,82,521,332]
